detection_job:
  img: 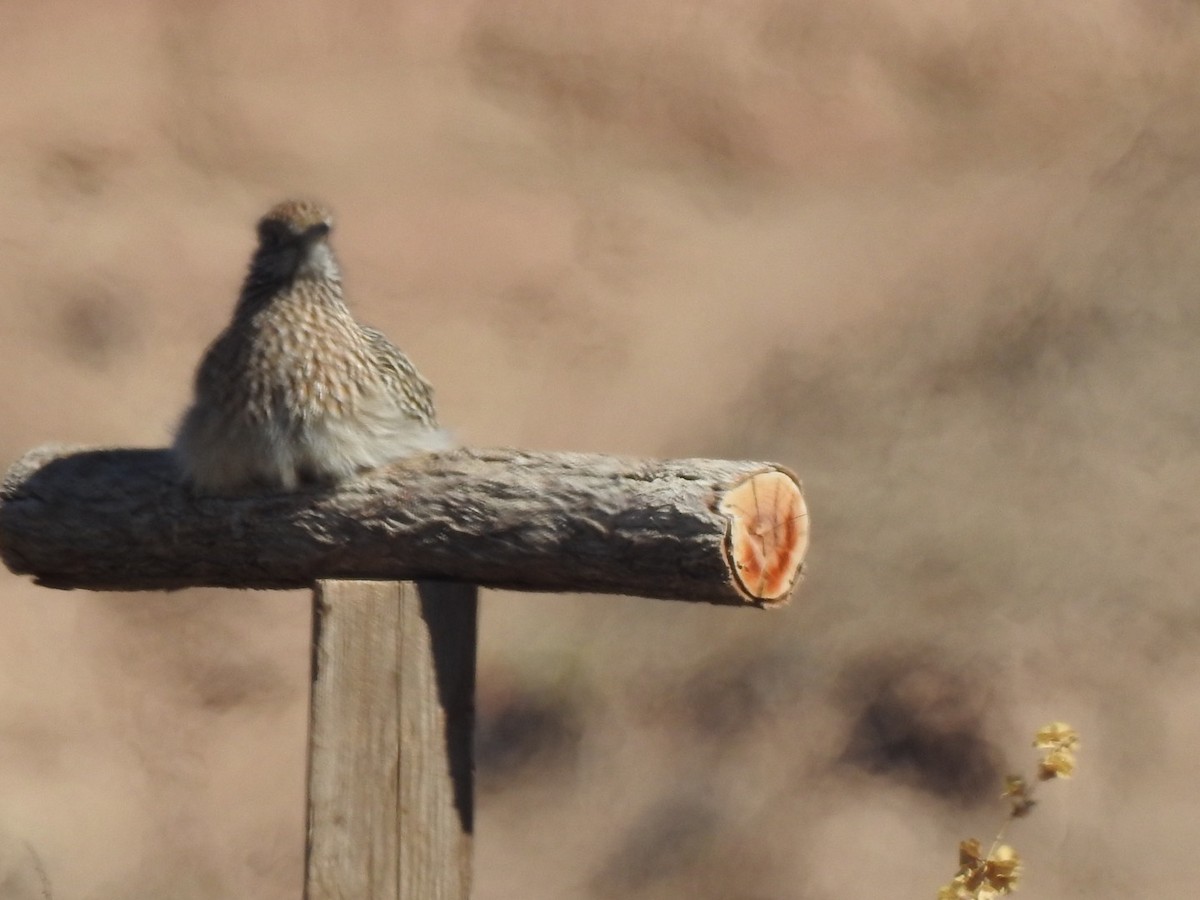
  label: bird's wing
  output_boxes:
[361,326,439,426]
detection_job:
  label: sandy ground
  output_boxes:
[2,1,1200,897]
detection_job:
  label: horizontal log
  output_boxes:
[0,446,808,606]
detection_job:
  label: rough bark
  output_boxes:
[0,445,808,606]
[304,580,475,900]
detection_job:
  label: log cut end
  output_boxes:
[718,469,809,607]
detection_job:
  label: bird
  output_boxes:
[172,199,452,495]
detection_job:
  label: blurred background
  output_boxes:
[2,0,1199,896]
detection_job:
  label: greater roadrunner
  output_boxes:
[173,199,451,494]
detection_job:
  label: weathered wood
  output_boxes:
[0,446,808,606]
[305,579,476,900]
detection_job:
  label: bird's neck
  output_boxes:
[236,259,346,320]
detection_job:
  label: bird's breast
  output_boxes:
[241,298,375,423]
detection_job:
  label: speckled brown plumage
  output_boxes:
[173,200,451,494]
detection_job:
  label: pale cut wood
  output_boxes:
[305,580,475,900]
[0,446,808,606]
[720,470,810,604]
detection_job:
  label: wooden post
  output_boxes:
[305,580,476,900]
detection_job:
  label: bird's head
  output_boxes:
[251,199,339,284]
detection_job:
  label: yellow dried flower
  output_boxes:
[1001,775,1036,816]
[938,873,977,899]
[983,844,1021,892]
[1001,775,1026,798]
[1038,747,1076,780]
[1034,722,1079,780]
[945,839,1023,897]
[1034,722,1079,752]
[938,723,1079,897]
[959,838,985,869]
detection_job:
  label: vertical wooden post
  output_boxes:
[304,580,477,900]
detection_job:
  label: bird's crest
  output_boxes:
[260,199,334,234]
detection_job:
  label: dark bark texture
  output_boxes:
[0,445,806,606]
